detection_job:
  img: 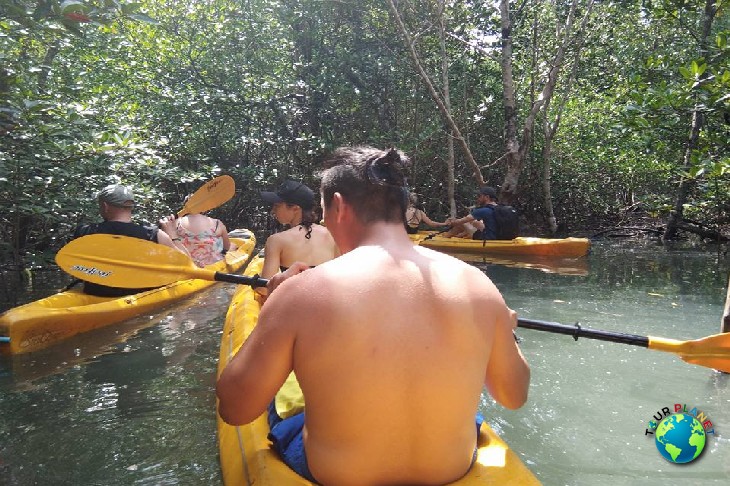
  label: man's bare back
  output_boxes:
[220,230,528,484]
[217,146,529,485]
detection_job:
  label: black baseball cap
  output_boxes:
[260,180,315,210]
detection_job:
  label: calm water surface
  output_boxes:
[1,239,728,485]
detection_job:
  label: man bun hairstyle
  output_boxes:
[365,148,409,188]
[320,146,411,224]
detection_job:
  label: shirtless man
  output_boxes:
[217,146,530,485]
[256,179,338,299]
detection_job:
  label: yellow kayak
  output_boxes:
[411,231,590,257]
[0,231,256,355]
[217,256,540,485]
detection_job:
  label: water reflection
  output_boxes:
[0,284,234,484]
[0,268,73,314]
[449,252,590,276]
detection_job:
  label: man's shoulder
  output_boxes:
[78,221,157,241]
[429,248,484,276]
[74,222,98,238]
[471,205,495,216]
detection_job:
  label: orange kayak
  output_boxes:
[0,231,255,355]
[411,231,590,257]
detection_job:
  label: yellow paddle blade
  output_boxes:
[648,334,730,373]
[56,234,216,288]
[178,175,236,217]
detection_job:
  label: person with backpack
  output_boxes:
[445,186,519,240]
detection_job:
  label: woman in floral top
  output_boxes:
[160,210,231,267]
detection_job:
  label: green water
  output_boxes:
[1,240,728,485]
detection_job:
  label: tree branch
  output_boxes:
[386,0,484,186]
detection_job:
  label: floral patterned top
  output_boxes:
[177,220,225,267]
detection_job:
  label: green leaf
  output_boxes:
[60,1,86,14]
[121,3,143,14]
[128,13,159,25]
[60,19,85,36]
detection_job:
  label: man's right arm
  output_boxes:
[217,278,300,424]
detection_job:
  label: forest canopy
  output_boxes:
[1,0,728,267]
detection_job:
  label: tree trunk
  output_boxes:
[499,0,520,203]
[37,42,60,94]
[542,21,586,235]
[499,0,592,204]
[663,0,717,240]
[438,0,457,217]
[541,133,558,234]
[722,274,730,333]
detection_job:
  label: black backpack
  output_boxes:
[492,204,519,240]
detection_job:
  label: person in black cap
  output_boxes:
[73,183,190,296]
[445,186,499,239]
[257,179,338,299]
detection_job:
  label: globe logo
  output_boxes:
[655,413,706,464]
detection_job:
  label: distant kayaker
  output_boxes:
[255,179,338,300]
[158,201,232,268]
[217,146,530,485]
[404,192,449,234]
[445,186,499,239]
[74,184,190,297]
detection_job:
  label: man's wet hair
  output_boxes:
[320,146,410,224]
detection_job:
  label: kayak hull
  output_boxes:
[0,232,255,355]
[411,232,590,257]
[217,256,540,485]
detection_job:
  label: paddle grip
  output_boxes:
[0,336,9,344]
[517,318,650,348]
[214,272,269,288]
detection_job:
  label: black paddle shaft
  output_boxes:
[213,272,269,288]
[423,227,452,240]
[517,318,650,348]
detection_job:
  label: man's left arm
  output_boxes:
[484,305,530,410]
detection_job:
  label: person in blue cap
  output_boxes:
[445,186,499,239]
